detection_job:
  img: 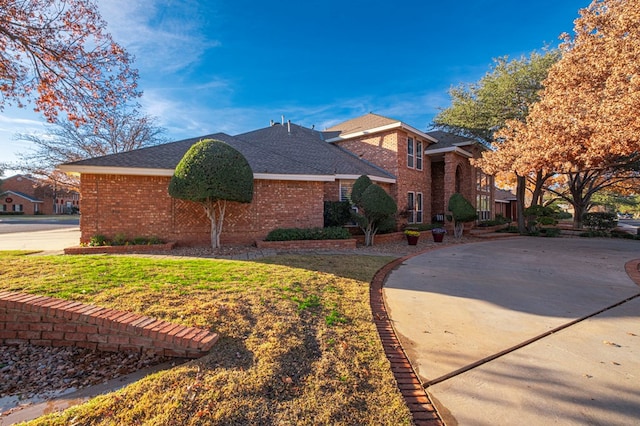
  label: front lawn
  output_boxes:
[0,252,412,425]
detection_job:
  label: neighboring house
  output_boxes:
[59,113,494,246]
[495,188,518,222]
[0,174,79,215]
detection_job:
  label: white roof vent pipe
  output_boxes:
[287,120,291,134]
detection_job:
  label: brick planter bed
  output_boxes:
[255,238,357,250]
[0,291,218,359]
[64,241,176,255]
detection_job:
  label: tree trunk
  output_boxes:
[516,175,527,234]
[572,203,585,229]
[203,199,226,249]
[454,221,464,238]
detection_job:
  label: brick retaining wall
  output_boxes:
[0,292,218,358]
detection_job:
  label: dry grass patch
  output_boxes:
[0,252,411,425]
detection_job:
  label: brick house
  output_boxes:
[59,113,493,246]
[0,174,80,215]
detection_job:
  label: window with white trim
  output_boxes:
[416,140,423,170]
[407,137,414,168]
[13,204,23,212]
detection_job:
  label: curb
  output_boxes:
[370,248,444,426]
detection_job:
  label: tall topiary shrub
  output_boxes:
[351,175,397,246]
[168,139,253,249]
[447,193,477,238]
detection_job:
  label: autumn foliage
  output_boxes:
[0,0,139,124]
[478,0,640,227]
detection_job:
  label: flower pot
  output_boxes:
[432,233,444,243]
[407,235,419,245]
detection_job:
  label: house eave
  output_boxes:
[57,165,396,184]
[334,174,396,184]
[326,122,437,144]
[425,146,474,158]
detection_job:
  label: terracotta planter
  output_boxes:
[432,232,444,243]
[407,235,419,245]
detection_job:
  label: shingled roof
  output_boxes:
[323,113,437,143]
[59,124,395,182]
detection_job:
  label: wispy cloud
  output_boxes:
[98,0,221,74]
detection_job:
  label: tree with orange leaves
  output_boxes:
[480,0,640,229]
[435,50,560,232]
[0,0,139,125]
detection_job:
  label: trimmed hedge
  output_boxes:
[264,227,351,242]
[583,212,617,231]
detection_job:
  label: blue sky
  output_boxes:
[1,0,589,173]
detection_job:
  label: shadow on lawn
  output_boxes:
[253,253,397,282]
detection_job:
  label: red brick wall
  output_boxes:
[0,291,217,358]
[335,130,433,227]
[79,174,325,246]
[430,161,446,220]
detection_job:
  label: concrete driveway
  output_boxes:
[384,237,640,425]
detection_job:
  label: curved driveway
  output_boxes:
[384,237,640,425]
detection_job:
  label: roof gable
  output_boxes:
[323,113,437,143]
[325,113,399,135]
[0,190,43,203]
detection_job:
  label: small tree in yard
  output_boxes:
[351,175,397,246]
[447,193,477,238]
[168,139,253,249]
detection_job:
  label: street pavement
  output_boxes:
[0,218,80,252]
[385,237,640,425]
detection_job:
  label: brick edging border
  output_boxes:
[625,259,640,287]
[0,291,218,358]
[370,247,444,426]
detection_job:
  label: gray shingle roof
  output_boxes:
[235,123,395,178]
[0,190,43,203]
[60,133,233,169]
[425,131,475,150]
[60,124,396,180]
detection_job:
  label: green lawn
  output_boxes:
[0,251,412,425]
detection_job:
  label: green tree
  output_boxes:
[447,193,477,238]
[434,50,560,233]
[168,139,254,249]
[350,175,397,246]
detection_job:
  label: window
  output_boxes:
[407,137,414,168]
[477,194,491,221]
[13,204,23,212]
[476,170,492,220]
[416,140,423,170]
[407,192,423,224]
[0,205,6,212]
[407,192,415,223]
[339,180,354,202]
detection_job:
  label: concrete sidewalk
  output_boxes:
[384,237,640,425]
